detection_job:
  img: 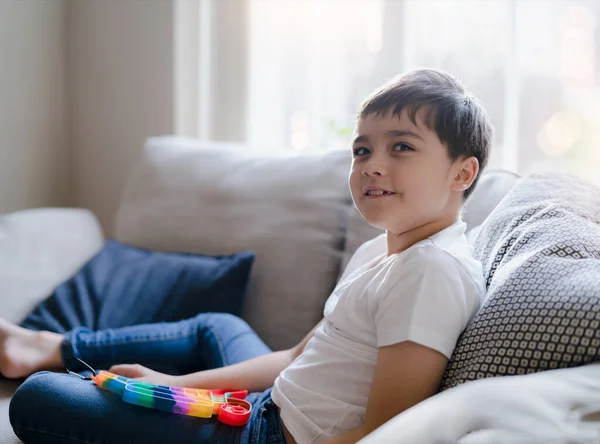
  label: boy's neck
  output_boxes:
[386,213,460,256]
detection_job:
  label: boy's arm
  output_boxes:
[176,318,325,392]
[324,341,448,444]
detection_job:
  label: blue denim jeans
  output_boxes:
[9,313,288,444]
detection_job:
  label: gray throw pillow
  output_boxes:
[440,173,600,391]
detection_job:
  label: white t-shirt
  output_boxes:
[271,220,485,444]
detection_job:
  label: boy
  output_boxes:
[4,68,492,444]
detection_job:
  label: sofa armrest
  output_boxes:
[0,208,104,323]
[358,364,600,443]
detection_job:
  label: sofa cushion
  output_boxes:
[0,208,104,324]
[461,169,521,231]
[440,173,600,390]
[19,240,254,333]
[114,137,351,350]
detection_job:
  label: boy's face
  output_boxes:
[349,110,464,233]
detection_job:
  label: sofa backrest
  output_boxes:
[115,137,352,350]
[115,136,519,350]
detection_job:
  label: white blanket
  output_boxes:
[359,363,600,444]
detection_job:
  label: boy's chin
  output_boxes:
[358,207,407,232]
[363,216,393,231]
[362,214,408,233]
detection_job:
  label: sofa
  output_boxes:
[1,136,599,443]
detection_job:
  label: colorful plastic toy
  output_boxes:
[90,370,252,426]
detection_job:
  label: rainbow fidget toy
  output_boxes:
[90,370,252,426]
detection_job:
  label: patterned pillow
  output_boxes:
[440,173,600,391]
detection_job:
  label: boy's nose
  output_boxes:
[362,158,386,177]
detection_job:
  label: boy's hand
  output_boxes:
[108,363,179,387]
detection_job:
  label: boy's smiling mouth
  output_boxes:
[363,186,396,198]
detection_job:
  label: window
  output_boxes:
[245,0,600,186]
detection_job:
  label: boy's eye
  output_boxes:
[353,147,370,156]
[393,143,413,152]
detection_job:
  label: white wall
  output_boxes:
[67,0,175,235]
[0,0,68,213]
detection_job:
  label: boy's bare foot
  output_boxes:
[0,318,64,379]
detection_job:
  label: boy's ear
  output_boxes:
[451,156,479,192]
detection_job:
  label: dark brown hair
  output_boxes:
[357,68,493,200]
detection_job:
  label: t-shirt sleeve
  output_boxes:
[374,245,480,358]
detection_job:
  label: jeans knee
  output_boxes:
[193,312,250,331]
[9,371,55,429]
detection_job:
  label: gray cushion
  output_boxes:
[441,173,600,391]
[115,137,351,350]
[0,208,103,323]
[461,169,521,231]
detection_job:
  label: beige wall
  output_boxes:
[0,0,69,213]
[67,0,175,235]
[2,1,182,235]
